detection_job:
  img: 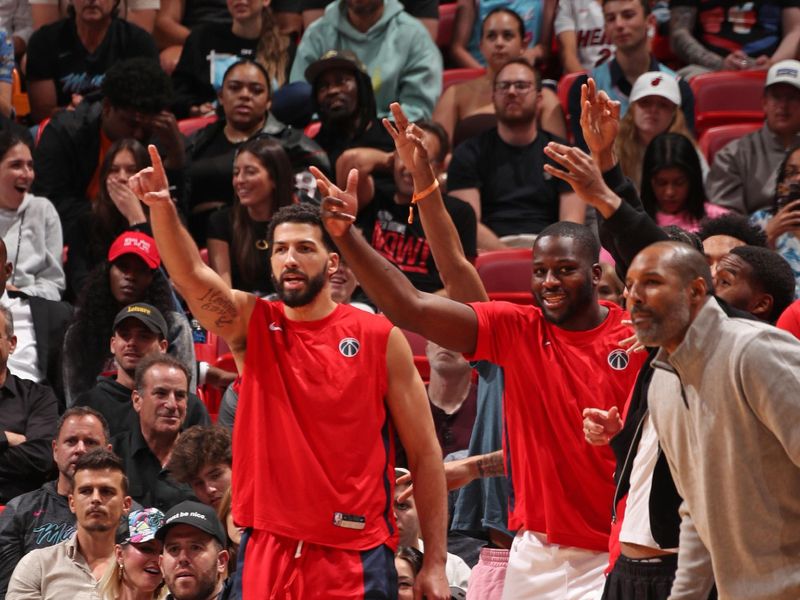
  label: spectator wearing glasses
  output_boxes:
[447,58,583,251]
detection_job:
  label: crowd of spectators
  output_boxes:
[0,0,798,597]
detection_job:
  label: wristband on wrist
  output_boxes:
[407,179,439,224]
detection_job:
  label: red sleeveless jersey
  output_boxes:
[232,300,398,551]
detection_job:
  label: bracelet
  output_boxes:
[407,179,440,224]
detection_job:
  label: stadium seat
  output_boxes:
[690,71,766,137]
[475,248,533,294]
[401,329,431,383]
[698,122,762,165]
[442,67,486,92]
[437,2,457,50]
[11,69,29,118]
[651,31,682,70]
[557,71,587,139]
[177,114,218,137]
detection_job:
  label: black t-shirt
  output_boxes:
[670,0,800,58]
[316,118,396,173]
[356,191,477,293]
[26,18,158,108]
[206,206,275,296]
[182,0,231,29]
[447,128,571,238]
[188,127,238,213]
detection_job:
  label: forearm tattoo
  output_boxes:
[670,6,725,69]
[477,451,505,478]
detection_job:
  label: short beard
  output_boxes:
[272,268,328,308]
[631,301,691,348]
[170,575,219,600]
[535,274,595,325]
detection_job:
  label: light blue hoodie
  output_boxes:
[291,0,442,121]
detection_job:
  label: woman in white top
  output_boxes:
[0,131,64,300]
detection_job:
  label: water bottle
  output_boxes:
[191,318,207,344]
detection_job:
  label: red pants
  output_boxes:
[238,529,397,599]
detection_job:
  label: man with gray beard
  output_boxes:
[624,241,800,600]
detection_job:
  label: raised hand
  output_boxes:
[107,178,147,225]
[383,102,431,176]
[310,165,358,238]
[765,199,800,247]
[580,78,621,161]
[128,145,171,207]
[582,406,622,445]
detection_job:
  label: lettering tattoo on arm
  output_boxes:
[198,288,237,327]
[476,451,505,478]
[670,6,724,70]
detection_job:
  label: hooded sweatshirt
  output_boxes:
[290,0,442,121]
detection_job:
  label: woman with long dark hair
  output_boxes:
[66,138,151,300]
[641,133,727,232]
[207,137,295,295]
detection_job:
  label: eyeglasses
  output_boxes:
[494,80,535,94]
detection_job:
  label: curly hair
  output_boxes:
[697,213,768,247]
[64,262,176,398]
[102,58,174,113]
[168,425,232,484]
[267,203,336,253]
[729,245,796,322]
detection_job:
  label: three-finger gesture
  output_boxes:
[310,166,359,238]
[383,102,431,175]
[580,78,621,159]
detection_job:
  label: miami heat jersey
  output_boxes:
[232,300,398,551]
[466,300,645,552]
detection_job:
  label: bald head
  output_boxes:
[648,241,714,291]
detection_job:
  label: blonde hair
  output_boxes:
[98,547,168,600]
[255,7,289,89]
[615,102,695,191]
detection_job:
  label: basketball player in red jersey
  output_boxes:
[311,102,647,600]
[128,146,450,600]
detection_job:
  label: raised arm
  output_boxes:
[310,168,479,354]
[128,146,254,363]
[385,328,449,600]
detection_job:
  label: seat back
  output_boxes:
[475,249,533,293]
[690,71,766,136]
[699,122,762,165]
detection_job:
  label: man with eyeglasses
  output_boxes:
[447,58,584,251]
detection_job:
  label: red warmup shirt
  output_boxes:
[232,300,398,551]
[465,300,646,552]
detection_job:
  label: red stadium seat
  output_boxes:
[488,290,534,304]
[304,121,321,138]
[475,248,533,293]
[401,328,428,355]
[651,31,683,71]
[178,115,218,137]
[442,67,486,92]
[690,71,766,137]
[557,71,586,115]
[437,3,457,49]
[698,122,762,165]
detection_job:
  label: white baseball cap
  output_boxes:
[629,72,681,106]
[766,60,800,90]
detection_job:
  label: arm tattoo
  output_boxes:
[670,6,724,69]
[197,288,237,327]
[477,451,505,478]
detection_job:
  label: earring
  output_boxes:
[118,562,124,581]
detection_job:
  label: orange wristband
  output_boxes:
[407,179,440,224]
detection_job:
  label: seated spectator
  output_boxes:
[598,261,624,307]
[171,0,298,121]
[98,507,166,600]
[698,212,768,274]
[707,60,800,215]
[750,143,800,296]
[155,500,230,600]
[186,59,329,244]
[31,0,160,35]
[670,0,800,78]
[6,448,133,598]
[301,0,439,40]
[350,120,477,292]
[75,302,209,437]
[777,297,800,337]
[32,58,184,243]
[65,138,151,301]
[568,0,694,149]
[396,545,424,600]
[112,354,198,511]
[289,0,442,121]
[641,132,725,231]
[449,0,552,69]
[207,137,295,296]
[434,8,567,144]
[0,0,32,59]
[25,0,158,123]
[0,303,59,503]
[215,489,242,575]
[713,245,796,321]
[615,72,705,189]
[167,425,232,511]
[0,239,71,401]
[63,231,195,406]
[0,407,111,598]
[0,132,66,301]
[304,49,395,170]
[448,58,583,250]
[394,469,471,590]
[555,0,613,73]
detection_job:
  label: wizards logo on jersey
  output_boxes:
[339,338,360,357]
[607,348,630,370]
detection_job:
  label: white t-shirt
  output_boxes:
[554,0,615,70]
[1,291,43,383]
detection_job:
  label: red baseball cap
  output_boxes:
[107,232,161,269]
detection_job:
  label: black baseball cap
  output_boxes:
[305,49,368,85]
[113,303,168,339]
[156,501,227,546]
